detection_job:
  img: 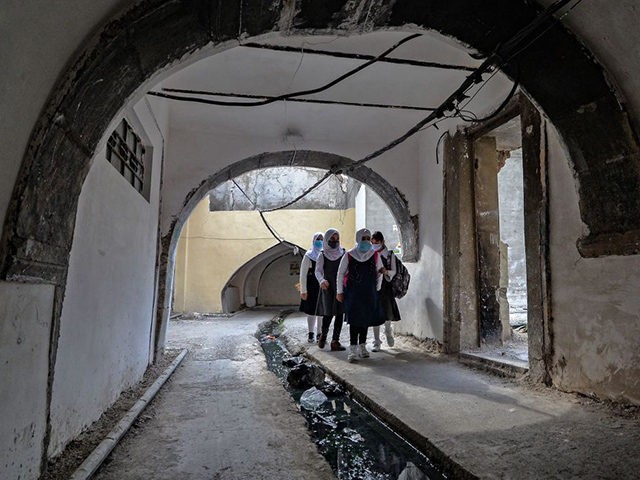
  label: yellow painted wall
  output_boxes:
[173,198,356,313]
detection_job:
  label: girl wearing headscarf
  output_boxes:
[371,231,401,350]
[299,232,324,343]
[336,228,384,362]
[314,228,347,351]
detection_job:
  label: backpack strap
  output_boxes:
[343,253,351,288]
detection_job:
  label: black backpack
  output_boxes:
[383,253,410,299]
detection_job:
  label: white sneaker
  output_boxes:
[359,344,370,358]
[385,324,395,347]
[371,342,381,352]
[348,345,358,363]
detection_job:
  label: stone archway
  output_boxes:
[3,0,640,290]
[156,150,418,350]
[1,0,639,365]
[220,241,303,313]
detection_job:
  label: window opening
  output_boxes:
[106,119,147,197]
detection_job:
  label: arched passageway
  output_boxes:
[3,3,640,478]
[220,242,303,312]
[3,0,638,290]
[160,151,416,347]
[1,2,638,395]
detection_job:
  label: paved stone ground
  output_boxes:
[91,308,639,480]
[93,309,335,480]
[283,311,640,480]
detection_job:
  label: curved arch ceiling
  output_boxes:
[154,30,511,147]
[4,0,639,292]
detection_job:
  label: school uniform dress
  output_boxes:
[316,253,344,317]
[343,253,385,327]
[379,250,401,322]
[299,257,320,315]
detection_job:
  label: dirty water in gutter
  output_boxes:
[257,318,446,480]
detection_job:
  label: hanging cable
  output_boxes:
[261,0,583,210]
[231,178,284,243]
[435,131,448,165]
[260,170,334,213]
[148,33,422,107]
[462,64,520,123]
[163,0,582,215]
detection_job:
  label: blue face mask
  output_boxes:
[358,240,372,252]
[372,243,382,251]
[313,240,323,249]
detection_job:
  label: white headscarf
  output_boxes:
[322,227,345,261]
[347,228,376,262]
[305,231,324,262]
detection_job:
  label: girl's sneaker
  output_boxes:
[348,345,358,363]
[359,344,370,358]
[307,332,315,343]
[385,323,395,347]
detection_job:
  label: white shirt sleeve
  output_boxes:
[315,254,325,284]
[375,253,383,291]
[299,255,311,294]
[336,254,349,294]
[384,251,397,281]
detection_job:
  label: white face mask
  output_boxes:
[372,243,382,251]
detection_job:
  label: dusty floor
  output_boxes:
[41,349,181,480]
[92,309,335,480]
[49,308,639,479]
[283,311,640,479]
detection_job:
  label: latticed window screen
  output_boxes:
[106,119,146,195]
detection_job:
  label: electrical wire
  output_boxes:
[259,170,334,213]
[435,131,448,165]
[270,0,583,202]
[464,65,520,123]
[148,33,422,107]
[231,178,284,243]
[165,0,583,214]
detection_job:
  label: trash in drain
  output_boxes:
[258,326,446,480]
[300,387,329,411]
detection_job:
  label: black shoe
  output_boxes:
[330,340,346,351]
[308,332,315,343]
[318,334,327,349]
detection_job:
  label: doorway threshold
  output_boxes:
[459,347,529,378]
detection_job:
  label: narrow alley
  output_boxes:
[3,3,640,480]
[91,309,639,479]
[93,310,334,480]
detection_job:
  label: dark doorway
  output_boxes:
[443,94,552,381]
[473,116,529,364]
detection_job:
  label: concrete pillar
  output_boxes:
[443,132,479,352]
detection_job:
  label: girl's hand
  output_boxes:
[336,293,344,303]
[301,293,308,300]
[320,280,330,290]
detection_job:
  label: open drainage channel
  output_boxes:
[257,317,446,480]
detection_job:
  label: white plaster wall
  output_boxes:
[158,123,420,237]
[394,128,447,341]
[547,124,640,404]
[259,254,301,306]
[355,185,366,230]
[47,104,163,456]
[245,257,270,305]
[0,0,128,230]
[0,282,55,480]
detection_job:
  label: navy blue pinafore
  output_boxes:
[343,253,384,327]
